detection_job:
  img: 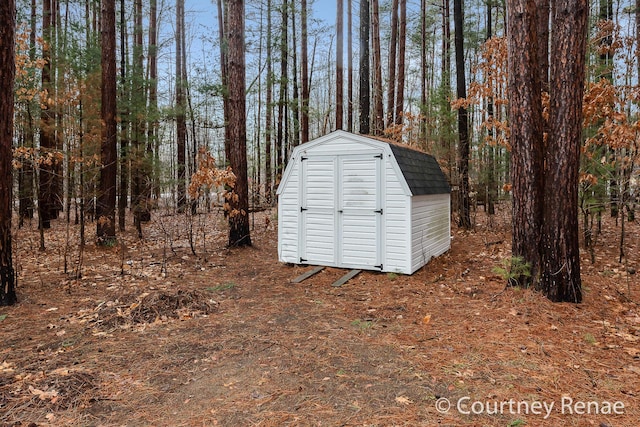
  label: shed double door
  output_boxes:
[300,154,383,270]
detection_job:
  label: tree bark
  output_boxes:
[539,0,587,303]
[347,0,353,132]
[359,0,370,134]
[39,0,57,230]
[176,0,187,211]
[394,0,406,125]
[265,0,273,201]
[300,0,310,143]
[507,0,544,285]
[0,0,17,306]
[226,0,252,247]
[371,0,383,135]
[385,0,398,127]
[118,0,128,231]
[336,0,344,130]
[454,0,470,229]
[97,0,118,244]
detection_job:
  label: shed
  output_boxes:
[276,130,451,275]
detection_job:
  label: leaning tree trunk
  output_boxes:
[539,0,587,303]
[0,0,17,306]
[97,0,118,244]
[507,0,545,286]
[226,0,252,247]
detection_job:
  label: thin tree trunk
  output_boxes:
[40,0,56,230]
[97,0,118,244]
[386,0,398,127]
[359,0,370,134]
[301,0,310,143]
[539,0,587,303]
[394,0,406,125]
[291,3,300,148]
[486,0,496,215]
[347,0,353,132]
[0,0,17,306]
[420,0,427,143]
[265,0,273,202]
[454,0,470,228]
[148,0,159,201]
[336,0,344,129]
[118,0,128,231]
[371,0,383,135]
[176,0,187,211]
[226,0,252,247]
[276,0,288,178]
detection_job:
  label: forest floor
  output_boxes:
[1,204,639,427]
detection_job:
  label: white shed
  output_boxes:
[276,130,451,275]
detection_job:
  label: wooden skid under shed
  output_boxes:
[291,266,325,283]
[331,269,362,287]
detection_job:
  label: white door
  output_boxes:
[300,156,336,265]
[338,154,382,269]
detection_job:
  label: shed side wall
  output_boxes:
[410,194,451,273]
[384,157,411,274]
[278,159,300,263]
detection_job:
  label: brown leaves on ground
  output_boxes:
[0,206,639,426]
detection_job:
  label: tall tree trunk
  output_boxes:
[97,0,118,244]
[132,0,148,233]
[347,0,353,132]
[300,0,310,143]
[148,0,159,201]
[40,0,57,230]
[359,0,370,134]
[118,0,129,231]
[507,0,544,285]
[539,0,587,303]
[486,0,496,215]
[420,0,427,143]
[276,0,288,179]
[386,0,398,127]
[454,0,470,228]
[371,0,383,135]
[0,0,17,306]
[19,0,37,226]
[394,0,406,125]
[265,0,273,201]
[226,0,252,247]
[291,3,300,148]
[176,0,187,211]
[536,0,550,93]
[336,0,344,130]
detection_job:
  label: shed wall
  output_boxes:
[383,158,411,273]
[410,194,451,273]
[277,160,300,264]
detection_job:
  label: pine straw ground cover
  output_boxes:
[0,206,639,426]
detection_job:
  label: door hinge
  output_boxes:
[374,153,383,159]
[375,209,383,214]
[301,156,308,161]
[300,207,308,212]
[300,257,307,263]
[375,264,383,270]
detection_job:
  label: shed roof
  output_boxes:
[388,143,451,195]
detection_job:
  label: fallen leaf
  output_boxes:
[422,314,432,325]
[395,395,413,405]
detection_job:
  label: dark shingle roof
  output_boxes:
[388,144,451,195]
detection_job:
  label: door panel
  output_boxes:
[339,156,380,268]
[301,157,335,265]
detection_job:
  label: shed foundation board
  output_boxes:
[291,266,325,283]
[331,269,362,287]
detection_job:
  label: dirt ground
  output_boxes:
[1,205,639,426]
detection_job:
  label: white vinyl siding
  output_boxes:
[410,194,451,273]
[277,161,300,263]
[383,159,410,273]
[301,157,336,266]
